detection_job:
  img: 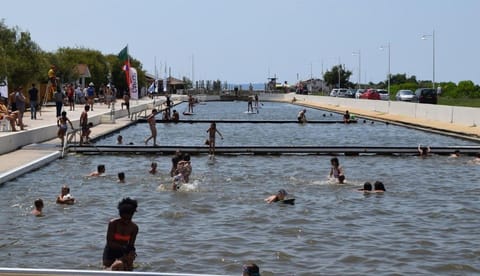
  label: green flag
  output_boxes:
[118,46,128,62]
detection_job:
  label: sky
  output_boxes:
[2,0,479,85]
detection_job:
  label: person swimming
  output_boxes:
[329,157,345,184]
[31,198,44,216]
[358,182,373,192]
[265,189,288,203]
[373,181,386,192]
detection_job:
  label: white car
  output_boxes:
[355,89,365,99]
[377,89,390,100]
[330,88,348,97]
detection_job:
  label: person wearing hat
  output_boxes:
[87,82,95,111]
[265,189,288,203]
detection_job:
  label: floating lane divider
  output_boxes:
[137,119,359,124]
[68,145,480,156]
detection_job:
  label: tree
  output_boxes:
[457,80,475,97]
[0,21,46,89]
[323,65,352,88]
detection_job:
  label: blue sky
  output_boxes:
[2,0,479,85]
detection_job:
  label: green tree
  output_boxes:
[323,65,352,88]
[0,20,46,88]
[457,80,475,97]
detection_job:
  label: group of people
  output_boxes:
[31,185,76,216]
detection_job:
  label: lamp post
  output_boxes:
[421,30,435,89]
[351,51,361,89]
[380,43,391,95]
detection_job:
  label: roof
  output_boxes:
[73,64,91,78]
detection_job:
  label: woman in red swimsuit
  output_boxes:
[103,198,138,271]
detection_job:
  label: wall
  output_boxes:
[261,94,480,127]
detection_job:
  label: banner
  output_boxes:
[0,79,8,98]
[129,67,139,100]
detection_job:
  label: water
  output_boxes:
[1,102,479,275]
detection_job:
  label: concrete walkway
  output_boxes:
[0,97,170,184]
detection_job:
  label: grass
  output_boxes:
[438,97,480,107]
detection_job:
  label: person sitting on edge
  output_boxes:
[357,182,373,193]
[118,172,126,183]
[31,198,44,216]
[0,97,18,131]
[56,185,75,205]
[373,181,386,192]
[329,157,345,184]
[418,144,431,157]
[343,110,351,124]
[149,162,157,175]
[243,263,261,276]
[297,109,307,123]
[90,164,106,176]
[265,189,288,203]
[171,109,179,122]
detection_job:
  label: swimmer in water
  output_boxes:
[31,198,44,216]
[90,164,106,176]
[243,263,260,276]
[56,185,75,204]
[372,181,386,193]
[297,109,307,123]
[329,157,345,184]
[265,189,288,203]
[118,172,126,183]
[449,150,460,158]
[418,144,431,157]
[357,182,373,193]
[149,162,158,175]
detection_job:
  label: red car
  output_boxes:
[359,89,380,100]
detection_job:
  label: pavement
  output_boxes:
[0,95,479,184]
[0,96,169,184]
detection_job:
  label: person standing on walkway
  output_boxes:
[80,104,90,145]
[103,197,138,271]
[87,82,95,111]
[144,109,158,146]
[28,83,39,120]
[67,83,75,111]
[121,92,130,118]
[206,122,223,156]
[15,86,26,130]
[53,88,65,118]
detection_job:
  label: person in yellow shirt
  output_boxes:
[48,65,57,92]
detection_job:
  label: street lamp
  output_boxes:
[421,30,435,89]
[352,51,361,89]
[380,43,391,95]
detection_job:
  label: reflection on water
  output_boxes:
[1,102,479,275]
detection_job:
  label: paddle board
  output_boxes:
[183,112,195,116]
[280,198,295,205]
[244,111,256,114]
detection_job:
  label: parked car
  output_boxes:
[414,88,437,104]
[377,89,389,100]
[355,89,365,98]
[395,89,417,101]
[359,89,380,100]
[336,88,348,97]
[345,89,357,98]
[330,88,348,97]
